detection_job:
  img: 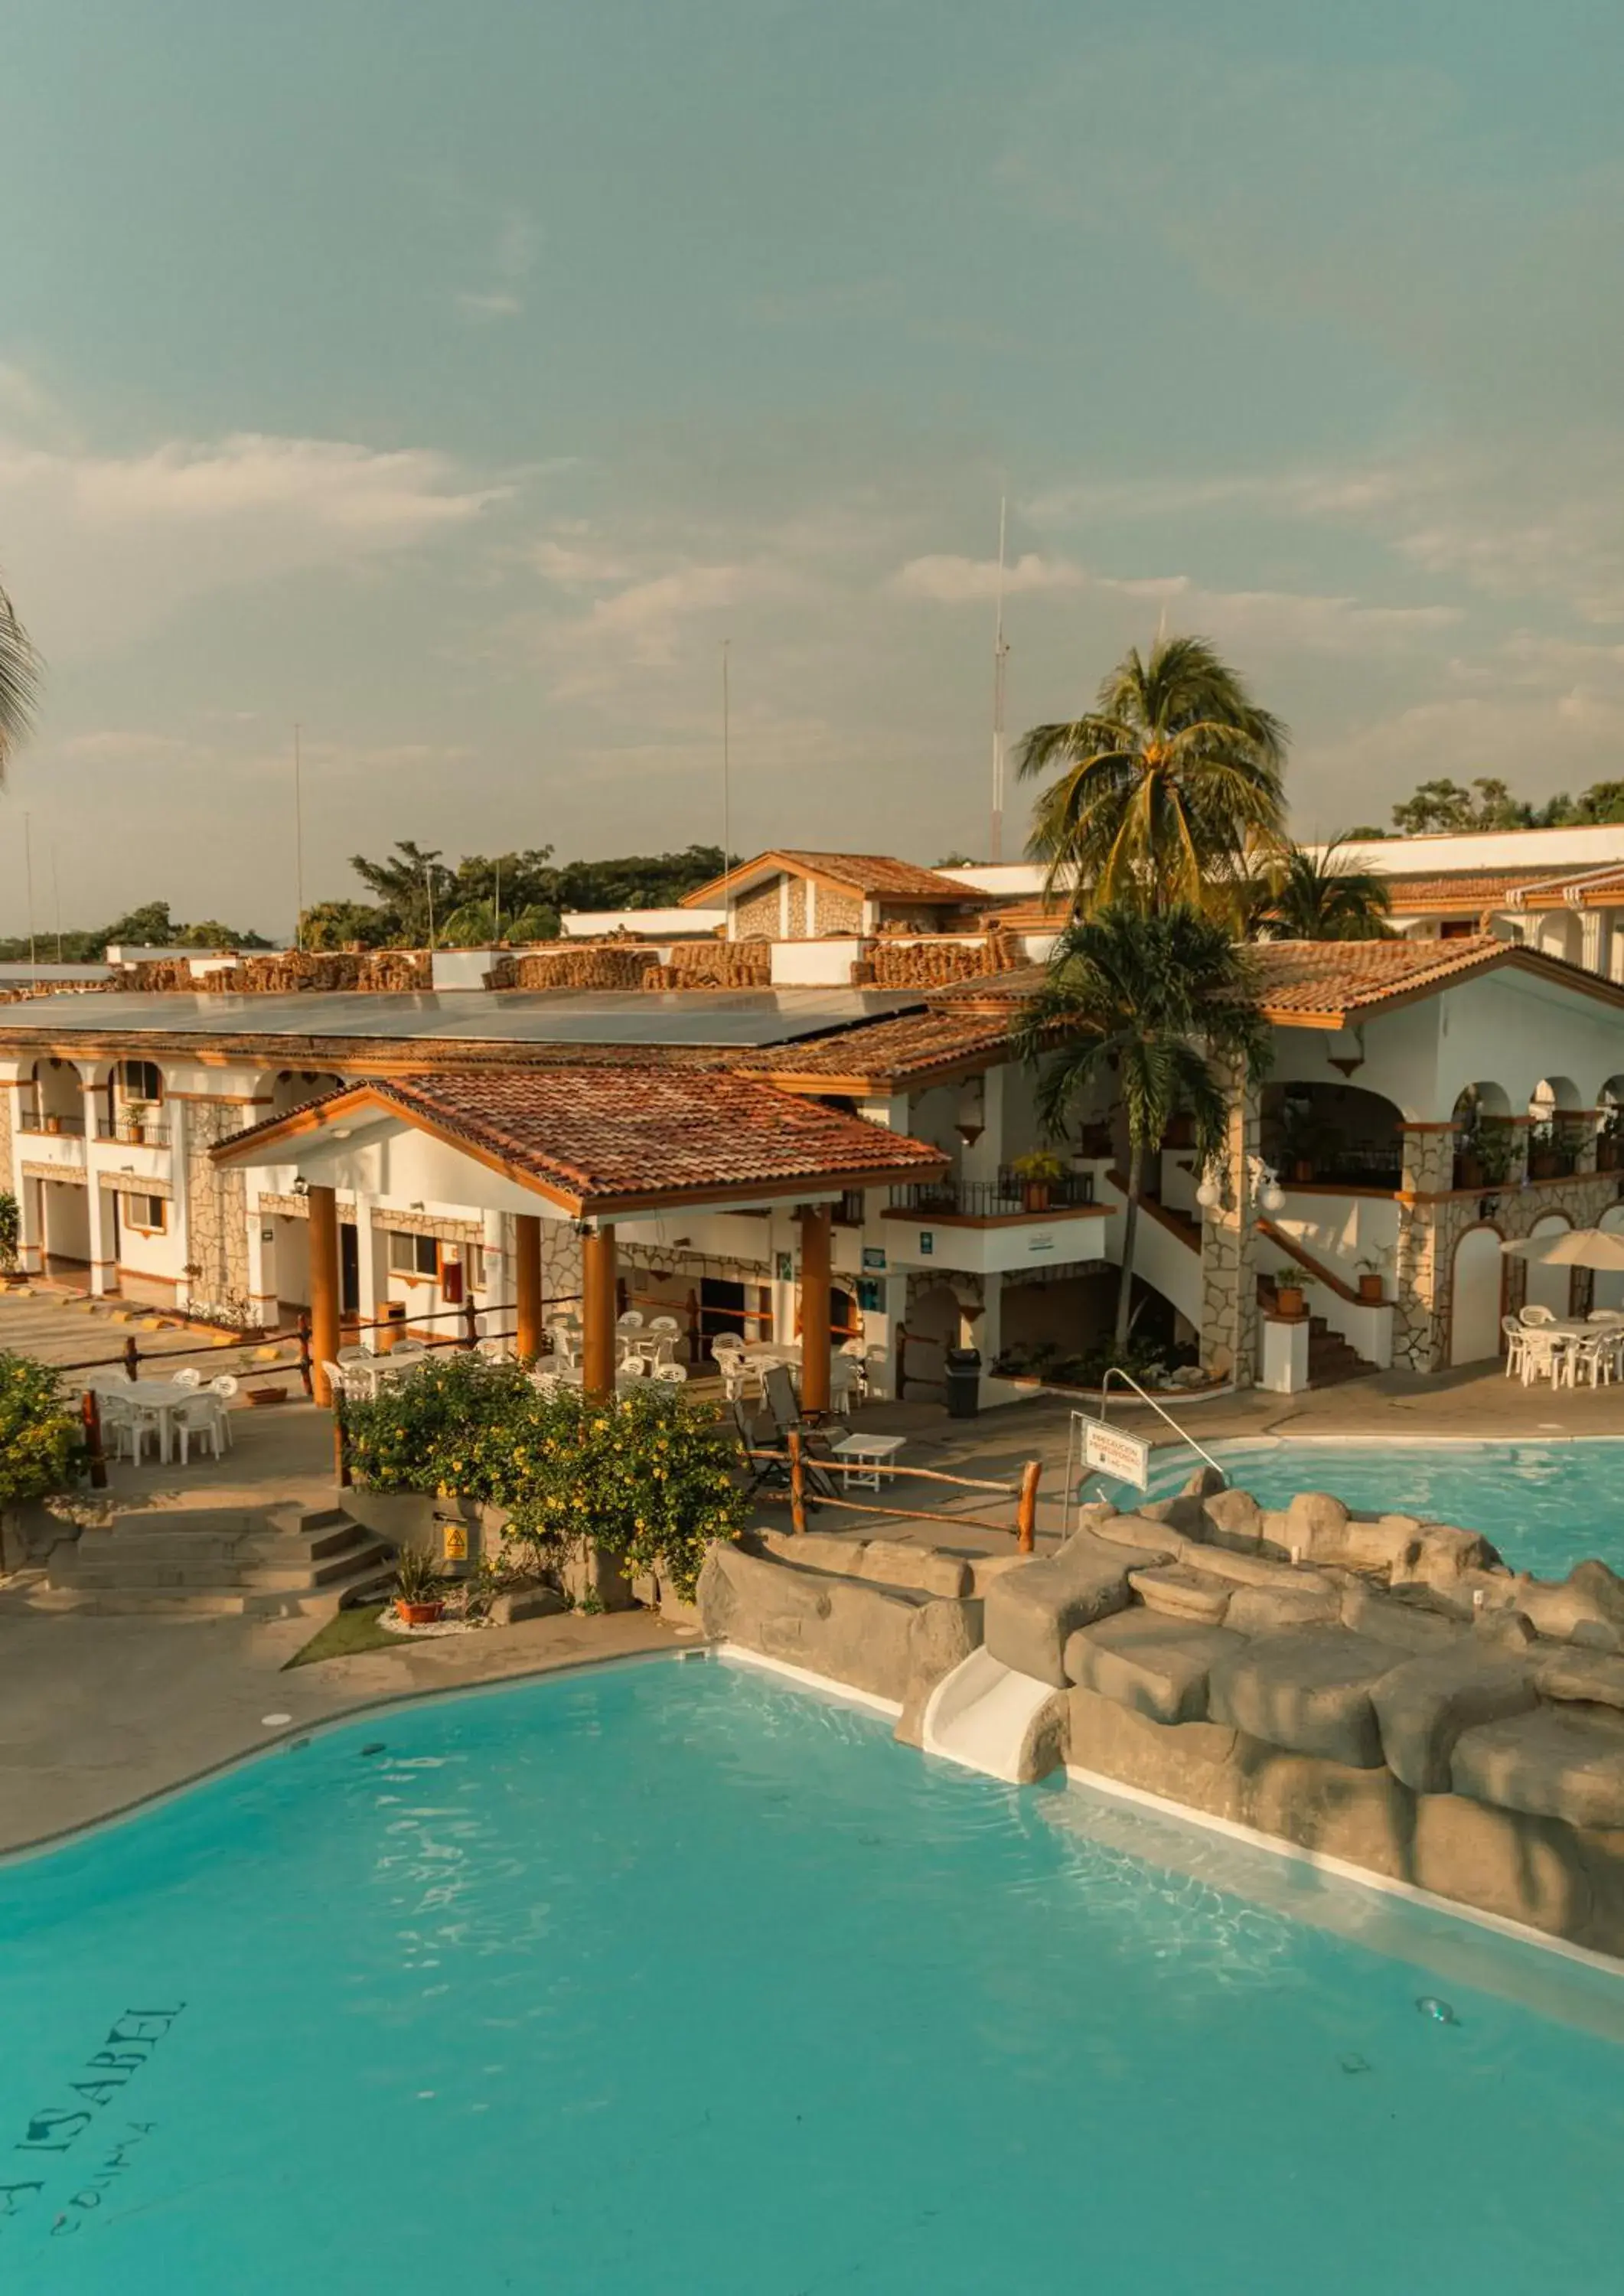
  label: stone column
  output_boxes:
[1198,1068,1260,1385]
[17,1173,42,1277]
[307,1182,342,1407]
[246,1205,277,1329]
[514,1212,544,1362]
[1393,1124,1455,1374]
[582,1224,618,1397]
[798,1205,833,1413]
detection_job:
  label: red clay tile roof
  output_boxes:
[1244,935,1609,1019]
[682,849,971,906]
[736,1008,1017,1088]
[1380,868,1562,912]
[214,1066,947,1212]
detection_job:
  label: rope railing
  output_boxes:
[748,1435,1042,1551]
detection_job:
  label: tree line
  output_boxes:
[1348,775,1624,838]
[297,841,726,949]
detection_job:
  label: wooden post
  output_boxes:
[296,1311,314,1396]
[788,1427,807,1536]
[123,1333,140,1382]
[333,1403,352,1487]
[798,1204,832,1417]
[308,1183,341,1408]
[582,1223,618,1397]
[514,1212,543,1363]
[1016,1459,1042,1554]
[462,1294,480,1350]
[80,1389,108,1490]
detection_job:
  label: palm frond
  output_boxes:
[0,579,41,778]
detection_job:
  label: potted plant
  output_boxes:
[119,1098,154,1145]
[1011,1149,1066,1213]
[1273,1264,1316,1319]
[393,1544,445,1627]
[1528,1117,1560,1181]
[1355,1250,1388,1303]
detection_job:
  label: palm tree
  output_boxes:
[0,576,40,777]
[1016,633,1286,915]
[1016,904,1271,1347]
[1243,837,1393,941]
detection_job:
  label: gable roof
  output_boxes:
[680,849,971,908]
[735,1007,1018,1091]
[1245,935,1624,1024]
[211,1066,947,1215]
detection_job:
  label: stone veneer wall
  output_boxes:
[816,885,864,935]
[730,882,781,941]
[1393,1120,1624,1371]
[184,1101,252,1322]
[1198,1070,1260,1384]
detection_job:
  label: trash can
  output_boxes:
[944,1345,982,1419]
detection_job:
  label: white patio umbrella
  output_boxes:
[1501,1228,1624,1270]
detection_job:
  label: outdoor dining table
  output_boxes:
[339,1353,427,1401]
[96,1380,220,1465]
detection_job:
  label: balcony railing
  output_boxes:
[15,1108,86,1138]
[95,1117,171,1147]
[889,1170,1095,1220]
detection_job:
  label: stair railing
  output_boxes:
[1065,1365,1228,1531]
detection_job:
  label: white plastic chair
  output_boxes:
[96,1390,148,1463]
[169,1366,204,1391]
[617,1309,644,1334]
[1501,1316,1528,1381]
[652,1360,687,1385]
[1520,1304,1558,1326]
[172,1394,226,1466]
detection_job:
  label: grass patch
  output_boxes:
[284,1603,401,1669]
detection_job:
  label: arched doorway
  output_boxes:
[1450,1226,1505,1365]
[1523,1212,1573,1319]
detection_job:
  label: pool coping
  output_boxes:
[0,1642,710,1867]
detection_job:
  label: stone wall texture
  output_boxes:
[1199,1072,1260,1384]
[184,1100,252,1322]
[731,882,781,941]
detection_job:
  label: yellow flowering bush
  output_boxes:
[342,1355,743,1598]
[0,1350,84,1505]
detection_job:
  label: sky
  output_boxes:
[3,0,1624,938]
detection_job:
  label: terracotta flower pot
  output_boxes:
[1022,1182,1051,1213]
[1357,1274,1384,1303]
[1290,1159,1314,1184]
[1275,1284,1306,1318]
[396,1600,444,1626]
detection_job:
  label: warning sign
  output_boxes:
[1078,1417,1151,1490]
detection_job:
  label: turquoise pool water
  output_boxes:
[1129,1437,1624,1582]
[3,1657,1622,2293]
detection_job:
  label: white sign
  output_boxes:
[1080,1417,1151,1490]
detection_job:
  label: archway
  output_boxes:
[1528,1076,1585,1179]
[266,1068,347,1120]
[20,1057,87,1135]
[1523,1212,1574,1319]
[1451,1083,1515,1189]
[1262,1080,1406,1189]
[1450,1226,1505,1366]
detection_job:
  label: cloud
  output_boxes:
[0,381,511,655]
[456,207,536,322]
[892,551,1089,602]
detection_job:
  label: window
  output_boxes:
[388,1231,439,1279]
[833,1189,867,1228]
[465,1242,486,1290]
[116,1059,163,1102]
[127,1195,166,1233]
[1439,920,1475,941]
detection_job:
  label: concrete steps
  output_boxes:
[47,1505,393,1616]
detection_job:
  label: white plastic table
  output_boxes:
[828,1432,906,1492]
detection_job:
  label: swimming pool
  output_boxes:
[1126,1437,1624,1582]
[3,1657,1622,2293]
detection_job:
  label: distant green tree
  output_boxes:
[298,900,395,951]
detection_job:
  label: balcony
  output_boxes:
[95,1116,171,1148]
[889,1170,1094,1221]
[15,1106,86,1138]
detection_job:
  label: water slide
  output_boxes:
[921,1646,1058,1783]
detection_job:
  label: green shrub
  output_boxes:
[0,1194,18,1274]
[0,1351,85,1505]
[341,1355,745,1600]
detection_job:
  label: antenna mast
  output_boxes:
[22,811,34,976]
[990,495,1009,863]
[292,723,305,950]
[721,638,733,943]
